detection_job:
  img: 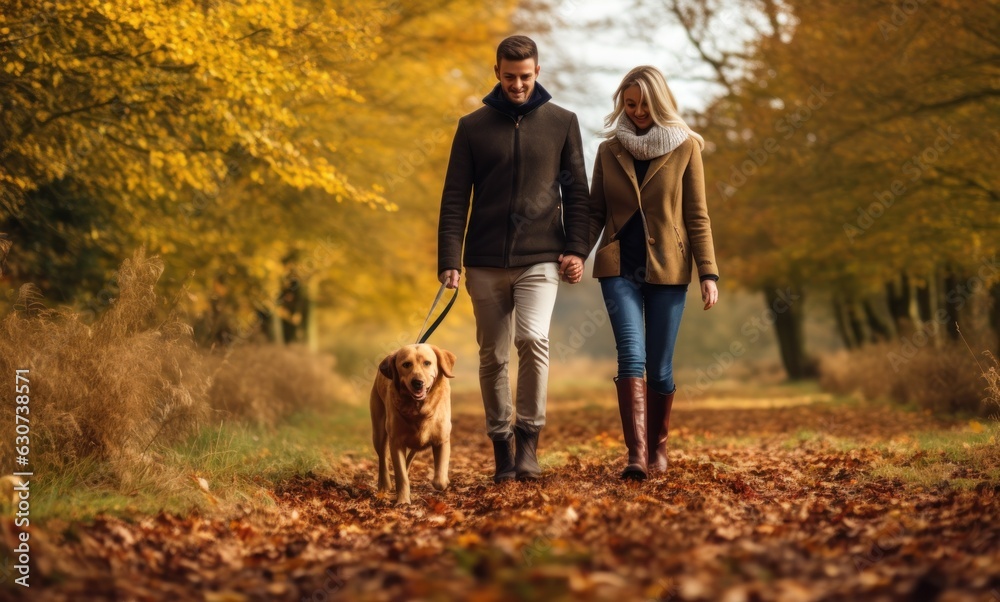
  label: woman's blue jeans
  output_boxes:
[600,277,687,394]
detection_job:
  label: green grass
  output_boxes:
[867,426,999,488]
[31,402,373,524]
[908,429,996,461]
[33,457,192,522]
[867,465,987,490]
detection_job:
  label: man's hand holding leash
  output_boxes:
[439,269,461,289]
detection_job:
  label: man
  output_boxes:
[438,35,589,483]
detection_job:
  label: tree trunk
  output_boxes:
[886,272,914,337]
[847,300,871,346]
[916,276,933,321]
[907,273,925,334]
[942,268,962,341]
[254,307,276,343]
[764,286,813,380]
[271,309,283,344]
[832,294,858,349]
[990,283,1000,357]
[863,298,894,342]
[306,281,318,352]
[919,269,942,345]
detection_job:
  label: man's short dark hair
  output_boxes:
[496,35,538,66]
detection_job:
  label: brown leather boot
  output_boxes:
[647,386,676,472]
[614,377,647,480]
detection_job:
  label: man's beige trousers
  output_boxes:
[465,262,559,440]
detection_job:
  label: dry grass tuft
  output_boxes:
[820,342,995,416]
[984,352,1000,415]
[205,344,350,425]
[0,250,209,475]
[0,248,348,480]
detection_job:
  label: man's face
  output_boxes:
[494,57,540,105]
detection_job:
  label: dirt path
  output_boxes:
[8,389,1000,601]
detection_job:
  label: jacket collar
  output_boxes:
[483,82,552,121]
[610,138,677,196]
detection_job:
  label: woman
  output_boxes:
[588,65,720,480]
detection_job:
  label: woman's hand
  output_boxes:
[701,279,718,310]
[558,254,584,284]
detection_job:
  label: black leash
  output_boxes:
[416,282,459,344]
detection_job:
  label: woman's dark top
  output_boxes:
[606,158,718,288]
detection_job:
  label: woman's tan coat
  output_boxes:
[588,136,719,284]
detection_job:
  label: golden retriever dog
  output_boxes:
[370,343,456,505]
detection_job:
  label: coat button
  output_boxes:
[648,237,656,244]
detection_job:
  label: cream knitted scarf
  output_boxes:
[615,114,689,160]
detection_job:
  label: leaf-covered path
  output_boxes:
[10,387,1000,601]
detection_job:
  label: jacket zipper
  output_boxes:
[503,114,522,268]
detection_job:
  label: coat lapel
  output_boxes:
[640,151,674,192]
[610,141,641,201]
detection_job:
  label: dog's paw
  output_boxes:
[432,478,450,491]
[394,496,411,506]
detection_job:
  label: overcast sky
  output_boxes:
[519,0,755,165]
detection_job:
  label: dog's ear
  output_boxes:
[433,346,457,379]
[378,352,397,381]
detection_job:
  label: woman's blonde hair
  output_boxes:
[604,65,704,150]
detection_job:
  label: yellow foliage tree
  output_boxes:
[1,0,520,358]
[0,0,390,211]
[664,0,999,372]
